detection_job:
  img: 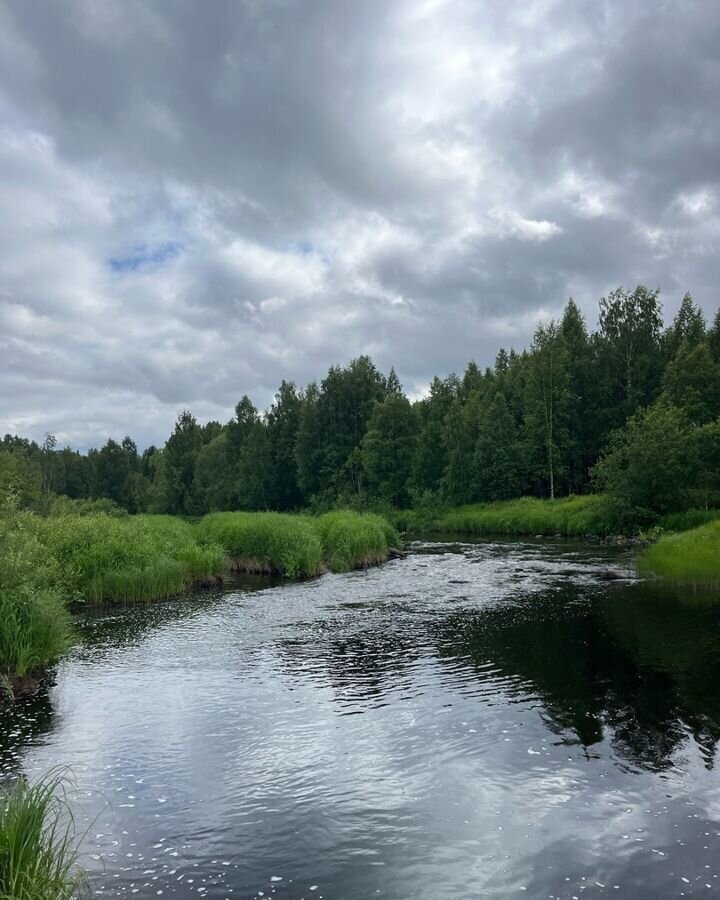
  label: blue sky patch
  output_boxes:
[108,241,182,273]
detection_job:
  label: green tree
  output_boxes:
[664,293,706,360]
[161,411,204,515]
[593,402,691,517]
[597,284,664,427]
[266,381,304,509]
[410,375,458,495]
[524,322,572,498]
[663,341,720,426]
[473,391,525,500]
[361,394,417,505]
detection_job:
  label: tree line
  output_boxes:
[3,286,720,524]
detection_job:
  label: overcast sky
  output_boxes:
[1,0,719,448]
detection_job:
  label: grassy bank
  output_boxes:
[0,504,398,693]
[0,772,86,900]
[198,509,398,576]
[397,495,618,537]
[316,510,397,572]
[37,514,225,604]
[638,521,720,587]
[0,508,73,696]
[198,512,324,577]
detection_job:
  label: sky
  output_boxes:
[1,0,719,449]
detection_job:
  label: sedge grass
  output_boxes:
[0,590,72,682]
[407,495,616,537]
[0,771,87,900]
[315,510,398,572]
[37,513,224,603]
[638,520,720,587]
[197,512,324,578]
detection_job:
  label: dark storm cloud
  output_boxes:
[0,0,718,446]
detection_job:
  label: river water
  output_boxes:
[3,537,720,899]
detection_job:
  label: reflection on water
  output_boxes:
[3,539,720,899]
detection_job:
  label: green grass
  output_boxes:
[0,590,72,683]
[37,513,224,603]
[0,505,73,691]
[0,771,87,900]
[198,509,398,576]
[656,508,720,533]
[198,512,324,577]
[398,495,617,537]
[638,520,720,587]
[315,510,398,572]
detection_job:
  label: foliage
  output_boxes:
[592,403,692,516]
[0,771,87,900]
[2,286,719,528]
[198,510,397,576]
[0,503,72,682]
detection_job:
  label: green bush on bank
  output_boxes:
[399,495,618,537]
[638,521,720,587]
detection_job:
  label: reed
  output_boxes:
[0,771,87,900]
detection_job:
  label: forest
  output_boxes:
[3,285,719,529]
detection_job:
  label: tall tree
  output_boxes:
[597,285,664,428]
[361,394,417,506]
[161,411,204,515]
[524,322,572,499]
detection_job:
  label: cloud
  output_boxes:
[0,0,718,447]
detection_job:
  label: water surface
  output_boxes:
[3,538,720,899]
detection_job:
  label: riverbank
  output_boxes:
[638,520,720,587]
[395,495,619,537]
[0,507,399,697]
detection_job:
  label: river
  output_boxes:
[3,537,720,899]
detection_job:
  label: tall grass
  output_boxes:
[198,512,324,577]
[0,505,72,690]
[638,520,720,587]
[37,513,224,603]
[0,771,87,900]
[0,590,72,682]
[315,510,398,572]
[656,508,720,533]
[198,510,398,576]
[401,495,617,537]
